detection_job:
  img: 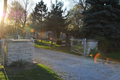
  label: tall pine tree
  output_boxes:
[45,0,67,38]
[31,0,48,42]
[82,0,120,52]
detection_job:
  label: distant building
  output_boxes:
[38,31,54,40]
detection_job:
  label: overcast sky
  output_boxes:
[0,0,79,16]
[33,0,77,11]
[3,0,75,14]
[1,0,79,11]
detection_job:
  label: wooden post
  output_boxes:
[83,38,86,56]
[0,0,7,39]
[50,38,53,47]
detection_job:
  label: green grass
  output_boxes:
[0,64,62,80]
[0,53,1,63]
[34,40,82,55]
[104,52,120,61]
[0,42,62,80]
[35,40,120,62]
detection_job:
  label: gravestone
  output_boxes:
[18,35,21,39]
[65,31,71,47]
[47,31,54,40]
[26,28,31,39]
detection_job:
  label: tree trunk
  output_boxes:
[41,30,42,42]
[23,0,28,28]
[0,0,7,39]
[65,31,71,47]
[41,10,43,42]
[23,6,27,28]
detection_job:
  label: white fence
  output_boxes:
[71,38,86,55]
[71,39,98,56]
[0,39,5,65]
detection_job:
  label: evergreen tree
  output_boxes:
[82,0,120,51]
[45,0,67,38]
[31,0,48,42]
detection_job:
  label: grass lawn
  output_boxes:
[35,39,120,62]
[0,41,62,80]
[104,52,120,62]
[34,40,82,55]
[0,64,62,80]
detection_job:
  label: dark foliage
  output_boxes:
[45,0,68,38]
[81,0,120,52]
[31,0,48,41]
[56,40,62,45]
[31,0,48,25]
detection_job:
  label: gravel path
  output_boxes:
[34,48,120,80]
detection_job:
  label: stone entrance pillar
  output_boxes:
[6,39,34,66]
[85,39,98,56]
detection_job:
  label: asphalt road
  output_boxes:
[34,48,120,80]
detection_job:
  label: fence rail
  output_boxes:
[71,38,86,55]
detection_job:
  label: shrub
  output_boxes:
[56,40,62,45]
[89,48,102,57]
[32,37,37,39]
[9,60,30,68]
[34,39,38,43]
[94,36,113,53]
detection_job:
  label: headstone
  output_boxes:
[62,33,66,40]
[47,31,54,40]
[18,35,21,39]
[71,36,74,40]
[65,31,71,47]
[26,28,31,39]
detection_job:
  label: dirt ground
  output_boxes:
[34,48,120,80]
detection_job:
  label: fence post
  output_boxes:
[31,38,34,62]
[3,39,5,66]
[1,39,3,65]
[1,39,5,65]
[84,38,86,56]
[0,40,2,65]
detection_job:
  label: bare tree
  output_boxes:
[72,0,90,13]
[22,0,34,28]
[11,0,34,28]
[79,0,89,12]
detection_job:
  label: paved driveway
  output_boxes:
[34,48,120,80]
